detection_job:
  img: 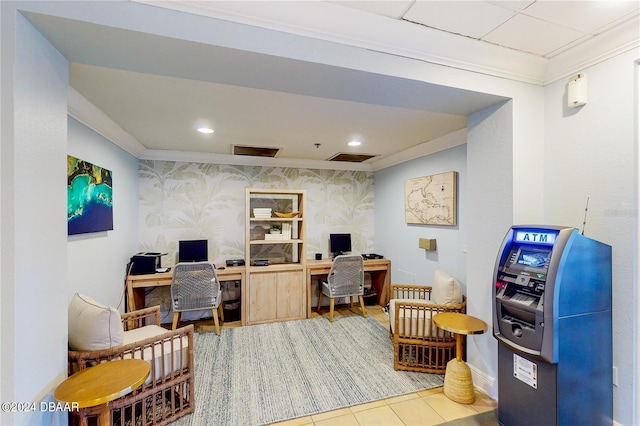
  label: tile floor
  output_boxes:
[193,303,498,426]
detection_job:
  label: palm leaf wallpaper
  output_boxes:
[138,160,375,266]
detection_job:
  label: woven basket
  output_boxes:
[274,211,300,218]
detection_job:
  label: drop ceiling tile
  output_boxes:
[403,1,516,39]
[486,1,535,12]
[521,0,640,34]
[482,13,586,56]
[327,0,412,19]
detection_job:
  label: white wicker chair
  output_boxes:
[67,305,194,426]
[389,270,466,373]
[171,262,224,335]
[317,255,367,322]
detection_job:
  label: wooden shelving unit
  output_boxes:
[244,188,306,325]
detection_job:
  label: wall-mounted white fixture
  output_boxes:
[568,73,588,108]
[419,238,436,251]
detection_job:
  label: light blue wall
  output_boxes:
[374,144,467,288]
[466,101,514,393]
[2,12,69,425]
[67,117,139,308]
[543,50,637,425]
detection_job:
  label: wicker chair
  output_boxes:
[389,274,466,374]
[171,262,224,335]
[317,254,367,322]
[67,306,195,426]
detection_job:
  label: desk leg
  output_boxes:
[369,269,391,307]
[306,269,313,318]
[126,280,135,312]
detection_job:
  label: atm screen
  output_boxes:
[516,249,550,268]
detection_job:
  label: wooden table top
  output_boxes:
[433,312,488,335]
[54,359,150,408]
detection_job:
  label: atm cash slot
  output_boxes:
[498,284,542,325]
[501,314,536,334]
[500,297,537,327]
[498,272,545,293]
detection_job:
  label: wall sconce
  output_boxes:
[419,238,437,251]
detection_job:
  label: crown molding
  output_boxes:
[135,1,639,87]
[69,85,456,172]
[370,128,467,172]
[544,14,640,85]
[67,87,147,158]
[134,0,548,85]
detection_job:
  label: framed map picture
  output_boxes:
[405,171,457,226]
[67,156,114,235]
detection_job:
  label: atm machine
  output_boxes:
[493,225,612,426]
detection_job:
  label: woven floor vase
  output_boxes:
[443,359,476,404]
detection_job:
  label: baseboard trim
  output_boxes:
[470,364,497,400]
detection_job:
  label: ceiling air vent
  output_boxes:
[233,145,280,157]
[327,153,377,163]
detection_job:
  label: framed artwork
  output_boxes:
[67,156,113,235]
[404,171,457,226]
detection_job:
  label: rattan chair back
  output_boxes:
[326,255,364,298]
[171,262,220,312]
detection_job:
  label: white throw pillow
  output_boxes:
[431,269,462,305]
[68,293,124,351]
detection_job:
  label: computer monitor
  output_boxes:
[178,239,208,262]
[329,233,352,256]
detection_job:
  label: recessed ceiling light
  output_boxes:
[348,140,361,147]
[197,127,214,134]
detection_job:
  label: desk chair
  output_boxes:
[317,255,367,322]
[171,262,224,335]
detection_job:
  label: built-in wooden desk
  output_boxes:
[305,258,391,318]
[127,259,390,324]
[126,265,245,313]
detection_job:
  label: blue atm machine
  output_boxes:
[493,225,612,425]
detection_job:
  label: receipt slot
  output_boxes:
[493,226,612,426]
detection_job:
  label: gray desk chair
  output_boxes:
[317,254,367,322]
[171,262,224,335]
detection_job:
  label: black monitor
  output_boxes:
[178,239,208,262]
[329,233,352,256]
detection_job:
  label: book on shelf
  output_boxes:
[253,208,272,219]
[282,223,292,240]
[264,223,292,240]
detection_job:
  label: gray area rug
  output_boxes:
[175,315,444,426]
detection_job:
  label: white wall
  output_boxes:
[67,117,139,308]
[374,144,467,288]
[1,12,69,425]
[466,101,514,397]
[543,49,638,426]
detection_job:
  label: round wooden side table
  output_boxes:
[54,358,150,426]
[433,312,487,404]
